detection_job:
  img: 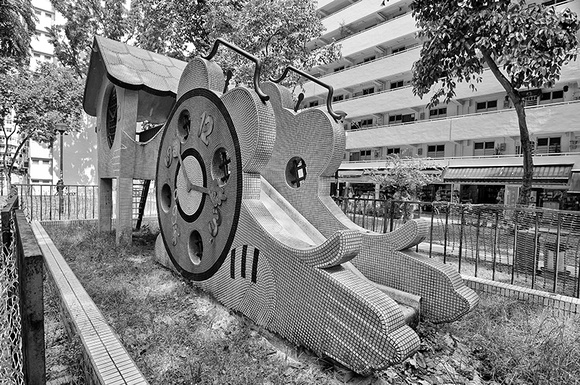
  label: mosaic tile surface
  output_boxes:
[154,58,423,374]
[261,81,479,323]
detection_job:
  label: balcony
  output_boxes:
[319,0,407,37]
[345,100,580,149]
[303,47,420,97]
[324,57,580,120]
[334,13,417,58]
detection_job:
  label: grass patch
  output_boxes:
[44,222,580,385]
[446,295,580,385]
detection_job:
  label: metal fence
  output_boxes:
[15,183,158,223]
[0,193,45,384]
[0,195,24,384]
[334,196,580,298]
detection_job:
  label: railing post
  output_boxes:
[39,186,43,222]
[553,212,562,293]
[458,206,465,273]
[362,198,367,229]
[474,209,481,278]
[382,199,389,233]
[92,186,95,219]
[371,199,377,232]
[443,203,449,263]
[49,185,52,221]
[532,212,539,290]
[511,213,518,285]
[492,210,499,280]
[389,200,396,232]
[429,202,435,257]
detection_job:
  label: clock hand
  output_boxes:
[189,183,209,195]
[176,140,195,192]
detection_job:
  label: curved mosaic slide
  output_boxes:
[260,81,479,324]
[155,58,421,374]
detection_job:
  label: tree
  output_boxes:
[49,0,340,87]
[367,155,443,221]
[1,63,84,190]
[203,0,340,87]
[47,0,134,76]
[130,0,210,60]
[0,0,36,65]
[411,0,579,205]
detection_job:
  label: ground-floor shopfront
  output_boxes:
[336,162,580,211]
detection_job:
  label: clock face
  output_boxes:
[156,88,242,281]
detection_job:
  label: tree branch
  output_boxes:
[479,48,520,104]
[7,132,33,181]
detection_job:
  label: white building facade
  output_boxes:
[304,0,580,210]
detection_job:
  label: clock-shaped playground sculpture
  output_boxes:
[155,39,478,374]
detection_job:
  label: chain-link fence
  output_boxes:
[334,196,580,298]
[0,198,24,385]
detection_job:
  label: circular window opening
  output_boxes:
[211,147,231,187]
[285,157,307,188]
[106,88,117,148]
[178,110,191,142]
[188,230,203,265]
[160,183,172,213]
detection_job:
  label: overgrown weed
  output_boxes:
[447,294,580,385]
[45,223,580,384]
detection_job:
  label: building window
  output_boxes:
[332,95,344,102]
[363,56,375,63]
[474,141,495,156]
[387,148,400,155]
[360,118,373,127]
[429,107,447,117]
[427,144,445,158]
[388,113,415,124]
[359,150,372,160]
[392,46,406,54]
[334,66,345,72]
[536,137,561,153]
[309,100,319,107]
[390,80,404,89]
[476,100,498,111]
[540,90,564,101]
[362,87,374,95]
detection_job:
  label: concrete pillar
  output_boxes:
[374,183,381,200]
[99,178,113,232]
[115,177,134,245]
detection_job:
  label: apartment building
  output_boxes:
[26,0,61,185]
[304,0,580,209]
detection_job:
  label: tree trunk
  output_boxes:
[514,101,533,205]
[479,49,533,206]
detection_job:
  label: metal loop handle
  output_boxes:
[202,38,269,103]
[270,65,344,121]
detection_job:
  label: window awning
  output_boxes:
[443,165,573,185]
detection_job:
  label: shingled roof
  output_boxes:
[83,36,187,116]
